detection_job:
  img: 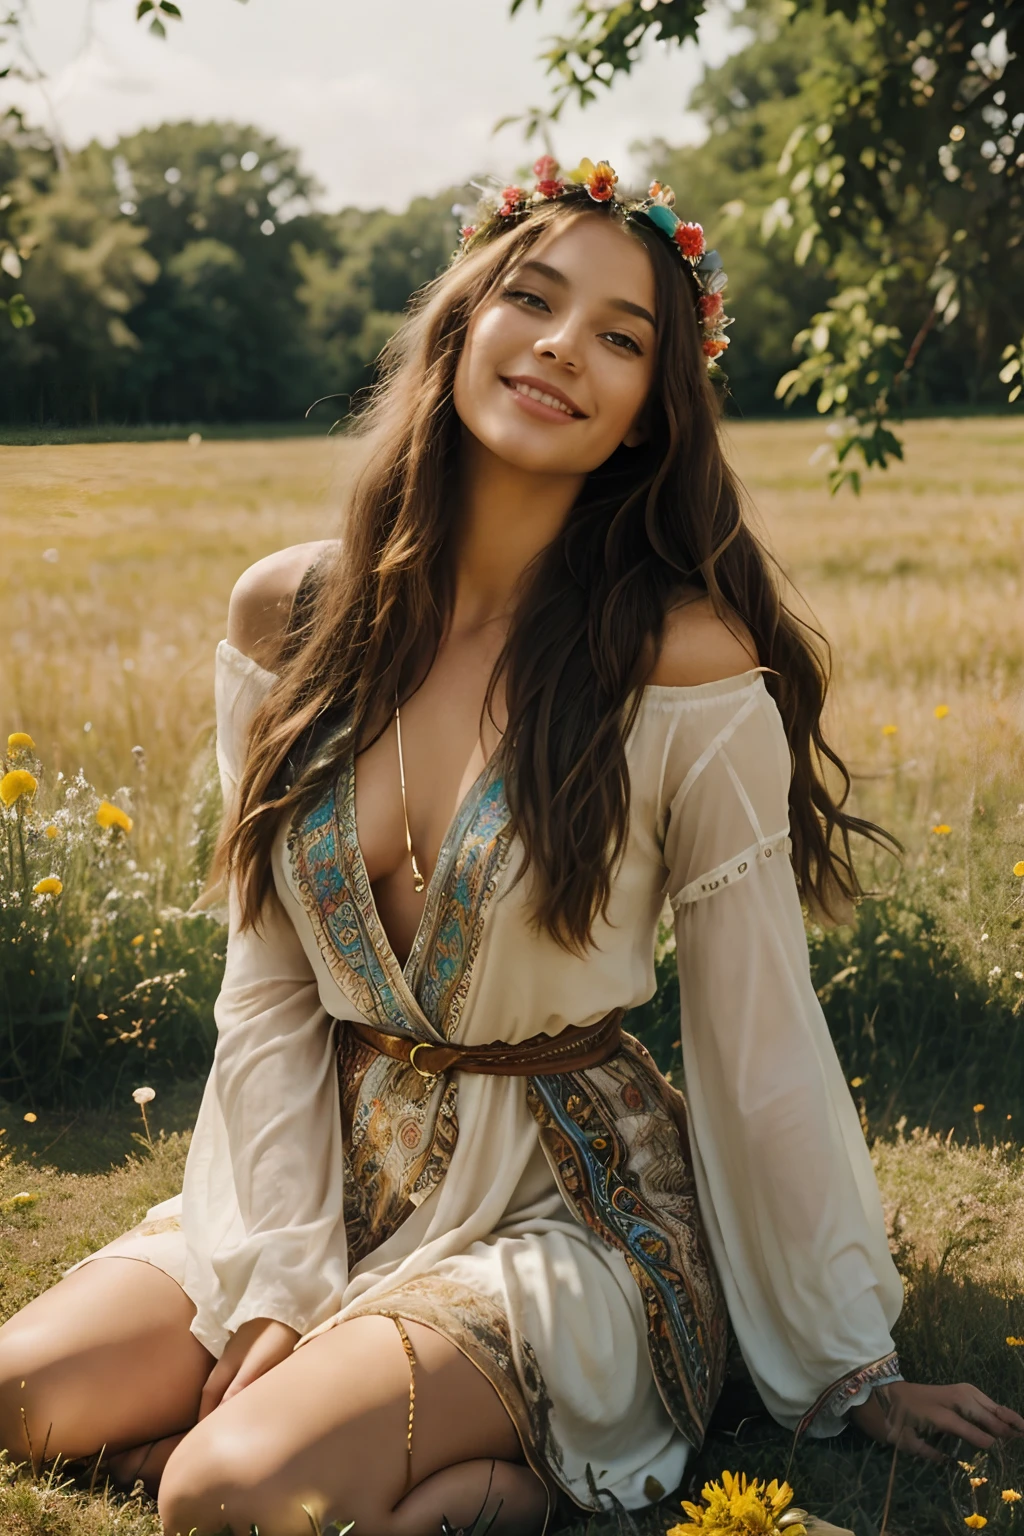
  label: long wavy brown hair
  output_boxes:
[207,194,902,952]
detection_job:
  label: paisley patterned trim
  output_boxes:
[526,1033,728,1450]
[337,1023,460,1259]
[289,743,515,1259]
[408,774,514,1037]
[796,1351,903,1438]
[286,774,421,1038]
[287,740,511,1044]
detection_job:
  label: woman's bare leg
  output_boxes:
[158,1314,549,1536]
[0,1257,213,1477]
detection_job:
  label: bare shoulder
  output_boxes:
[647,586,759,688]
[226,539,337,671]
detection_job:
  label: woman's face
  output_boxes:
[452,214,658,476]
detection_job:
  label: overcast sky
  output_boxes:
[10,0,749,211]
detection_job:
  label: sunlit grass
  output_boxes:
[0,417,1022,1534]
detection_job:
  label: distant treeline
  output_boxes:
[0,2,1009,426]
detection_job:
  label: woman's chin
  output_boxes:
[465,418,597,478]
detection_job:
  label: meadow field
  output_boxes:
[1,416,1023,1535]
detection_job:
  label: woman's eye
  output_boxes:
[502,290,641,354]
[604,331,641,355]
[502,288,548,311]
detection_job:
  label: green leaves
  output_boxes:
[0,292,34,328]
[501,0,706,134]
[512,0,1024,489]
[1000,337,1024,404]
[136,0,246,34]
[135,0,179,39]
[774,268,905,495]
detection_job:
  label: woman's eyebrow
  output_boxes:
[517,259,656,329]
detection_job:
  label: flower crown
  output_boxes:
[454,156,732,369]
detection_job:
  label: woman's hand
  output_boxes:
[198,1317,301,1421]
[850,1380,1024,1461]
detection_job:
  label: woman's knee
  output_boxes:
[158,1419,359,1536]
[0,1262,212,1467]
[0,1321,58,1463]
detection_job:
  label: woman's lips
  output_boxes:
[501,376,586,424]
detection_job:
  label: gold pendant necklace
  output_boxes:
[394,700,425,894]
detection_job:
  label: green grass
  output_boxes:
[0,421,336,447]
[3,1120,1024,1535]
[1,419,1023,1534]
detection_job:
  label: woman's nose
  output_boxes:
[533,321,582,370]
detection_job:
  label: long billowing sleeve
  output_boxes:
[659,673,904,1436]
[180,641,349,1358]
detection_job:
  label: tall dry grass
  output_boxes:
[3,419,1021,844]
[0,416,1023,1533]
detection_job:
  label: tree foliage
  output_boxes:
[0,118,464,426]
[512,0,1023,487]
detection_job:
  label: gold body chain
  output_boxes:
[394,701,426,894]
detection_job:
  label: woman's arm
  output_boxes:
[657,638,1021,1453]
[180,557,350,1368]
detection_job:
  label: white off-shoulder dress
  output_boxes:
[65,637,904,1519]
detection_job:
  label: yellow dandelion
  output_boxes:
[7,731,35,753]
[1015,861,1024,878]
[932,823,952,835]
[0,769,38,807]
[130,933,145,946]
[971,1476,989,1487]
[882,724,898,736]
[964,1517,987,1529]
[32,877,63,897]
[974,1104,985,1114]
[95,799,133,833]
[673,1471,804,1536]
[935,703,950,718]
[1008,1337,1024,1347]
[23,1112,36,1123]
[850,1076,865,1088]
[44,822,60,839]
[1003,1489,1022,1503]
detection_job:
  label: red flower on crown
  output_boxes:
[459,225,476,242]
[702,337,729,358]
[699,292,724,321]
[498,186,525,217]
[674,221,706,259]
[533,155,565,198]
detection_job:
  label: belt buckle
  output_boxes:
[408,1041,438,1079]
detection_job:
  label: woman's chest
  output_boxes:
[353,633,508,967]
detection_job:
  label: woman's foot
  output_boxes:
[106,1431,188,1498]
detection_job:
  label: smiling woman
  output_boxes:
[453,225,657,463]
[2,159,1020,1536]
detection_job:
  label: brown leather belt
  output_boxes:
[347,1007,625,1078]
